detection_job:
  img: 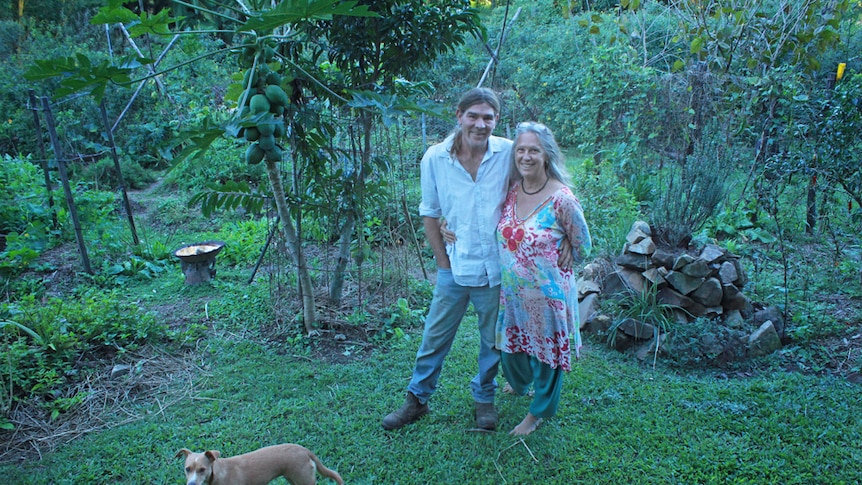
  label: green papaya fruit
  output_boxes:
[265,146,283,163]
[264,85,289,107]
[250,94,271,115]
[239,46,255,68]
[265,71,282,86]
[257,134,276,151]
[242,69,259,90]
[257,122,275,137]
[244,126,260,142]
[246,143,265,165]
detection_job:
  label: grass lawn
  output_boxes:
[2,180,860,484]
[2,293,859,484]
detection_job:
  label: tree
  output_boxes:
[304,0,483,304]
[580,0,853,235]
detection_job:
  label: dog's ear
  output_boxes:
[176,448,192,459]
[205,450,221,461]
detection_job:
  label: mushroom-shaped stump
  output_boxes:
[174,241,225,285]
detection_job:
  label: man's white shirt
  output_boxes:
[419,135,513,287]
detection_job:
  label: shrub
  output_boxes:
[74,156,156,191]
[0,155,53,235]
[650,131,733,247]
[0,290,173,417]
[570,157,642,257]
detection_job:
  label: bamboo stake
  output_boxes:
[28,89,59,230]
[99,99,139,245]
[477,7,521,88]
[41,97,92,274]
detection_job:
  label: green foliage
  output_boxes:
[787,304,850,344]
[0,21,24,60]
[606,284,675,347]
[0,0,103,24]
[0,290,172,418]
[663,317,748,369]
[650,131,733,247]
[307,0,483,89]
[569,157,642,257]
[0,229,49,277]
[167,138,267,190]
[0,156,57,279]
[675,0,850,73]
[188,180,270,218]
[0,155,53,235]
[389,296,424,327]
[814,72,862,207]
[103,255,170,283]
[74,156,156,191]
[211,217,271,267]
[25,53,147,100]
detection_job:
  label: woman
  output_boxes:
[496,121,591,436]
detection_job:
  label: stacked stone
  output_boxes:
[613,221,750,323]
[577,221,783,360]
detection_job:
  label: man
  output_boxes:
[382,87,510,431]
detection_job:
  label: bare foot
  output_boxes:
[509,414,543,436]
[502,382,535,397]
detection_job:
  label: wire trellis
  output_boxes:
[260,111,432,334]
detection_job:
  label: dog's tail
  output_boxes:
[309,451,344,485]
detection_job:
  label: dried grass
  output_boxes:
[0,346,208,464]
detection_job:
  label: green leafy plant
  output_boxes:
[103,256,169,282]
[188,180,270,218]
[651,131,732,247]
[0,155,54,235]
[607,284,676,349]
[379,297,424,340]
[570,158,642,257]
[0,290,172,417]
[73,156,156,191]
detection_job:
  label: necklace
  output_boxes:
[521,176,549,195]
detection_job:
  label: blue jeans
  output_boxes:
[407,269,501,404]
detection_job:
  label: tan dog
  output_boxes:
[176,444,344,485]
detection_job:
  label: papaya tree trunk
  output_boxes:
[329,215,355,305]
[264,158,317,333]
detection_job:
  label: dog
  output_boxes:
[176,443,344,485]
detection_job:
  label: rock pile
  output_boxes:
[578,221,784,362]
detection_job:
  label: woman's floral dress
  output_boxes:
[496,184,591,371]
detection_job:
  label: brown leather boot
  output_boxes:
[474,401,498,430]
[382,392,429,430]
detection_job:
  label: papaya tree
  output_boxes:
[25,0,379,333]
